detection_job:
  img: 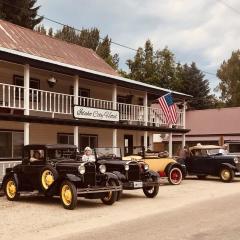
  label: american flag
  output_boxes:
[158,93,177,124]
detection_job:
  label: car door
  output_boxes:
[185,150,204,174]
[21,149,46,189]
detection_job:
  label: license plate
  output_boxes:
[133,181,143,188]
[235,172,240,176]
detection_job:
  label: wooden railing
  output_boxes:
[0,83,184,128]
[0,83,24,109]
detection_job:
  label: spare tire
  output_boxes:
[39,166,58,192]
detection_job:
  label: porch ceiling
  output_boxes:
[0,48,191,101]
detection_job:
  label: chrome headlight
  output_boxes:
[78,164,85,175]
[234,157,239,164]
[99,164,106,174]
[125,164,129,171]
[144,164,149,171]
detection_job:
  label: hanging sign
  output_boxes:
[73,105,119,122]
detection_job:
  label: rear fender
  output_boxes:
[219,163,236,171]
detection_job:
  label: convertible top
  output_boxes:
[190,144,222,151]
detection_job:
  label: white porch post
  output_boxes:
[113,129,117,148]
[74,75,79,147]
[182,100,187,148]
[24,64,30,145]
[112,84,117,110]
[144,92,148,126]
[169,131,173,157]
[149,132,153,151]
[112,84,118,152]
[144,131,148,150]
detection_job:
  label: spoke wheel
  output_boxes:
[4,177,19,201]
[220,168,234,183]
[101,180,117,205]
[168,167,183,185]
[41,170,54,190]
[60,180,77,210]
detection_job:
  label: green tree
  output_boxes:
[179,62,214,109]
[78,28,100,51]
[54,25,79,44]
[35,24,46,34]
[126,41,178,89]
[0,0,43,29]
[48,27,53,37]
[217,50,240,106]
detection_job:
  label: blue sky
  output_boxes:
[37,0,240,94]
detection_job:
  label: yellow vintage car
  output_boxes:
[123,147,186,185]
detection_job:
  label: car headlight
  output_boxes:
[144,164,149,171]
[78,164,85,175]
[234,157,239,164]
[99,164,106,174]
[125,164,129,171]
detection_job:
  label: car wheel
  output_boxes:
[168,167,183,185]
[197,175,207,180]
[219,168,234,183]
[143,176,159,198]
[40,166,58,191]
[60,180,77,210]
[4,177,20,201]
[101,179,118,205]
[143,185,159,198]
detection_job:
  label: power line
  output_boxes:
[216,0,240,15]
[0,0,217,76]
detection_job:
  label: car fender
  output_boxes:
[1,172,19,190]
[219,163,237,171]
[111,171,126,182]
[165,162,184,175]
[105,172,122,185]
[144,170,160,181]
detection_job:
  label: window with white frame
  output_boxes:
[57,133,98,152]
[0,131,24,159]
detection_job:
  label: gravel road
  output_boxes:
[0,177,239,240]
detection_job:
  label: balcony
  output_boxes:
[0,83,184,128]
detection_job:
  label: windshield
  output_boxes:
[94,147,122,160]
[207,148,221,155]
[47,149,77,161]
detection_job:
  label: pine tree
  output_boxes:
[179,63,214,109]
[0,0,43,29]
[48,27,53,37]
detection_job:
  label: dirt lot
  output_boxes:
[0,177,240,240]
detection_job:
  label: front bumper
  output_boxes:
[123,180,160,190]
[76,185,122,194]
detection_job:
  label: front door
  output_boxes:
[124,135,133,155]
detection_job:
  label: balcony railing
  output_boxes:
[0,83,184,128]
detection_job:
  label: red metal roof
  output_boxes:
[0,19,119,76]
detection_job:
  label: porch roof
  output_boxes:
[0,19,191,100]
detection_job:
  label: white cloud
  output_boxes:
[37,0,240,91]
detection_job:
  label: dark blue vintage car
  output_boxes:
[185,144,240,182]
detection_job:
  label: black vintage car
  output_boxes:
[93,147,160,199]
[185,144,240,182]
[1,144,121,210]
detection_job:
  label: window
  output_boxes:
[117,95,132,104]
[141,136,150,147]
[70,87,90,98]
[0,131,24,159]
[13,75,40,101]
[57,133,98,153]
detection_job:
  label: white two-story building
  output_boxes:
[0,20,190,180]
